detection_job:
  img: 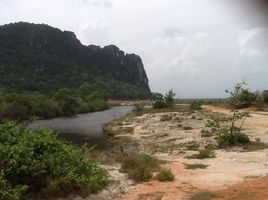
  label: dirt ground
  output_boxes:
[110,105,268,200]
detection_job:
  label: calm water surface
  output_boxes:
[30,106,134,146]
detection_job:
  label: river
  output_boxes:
[29,106,134,146]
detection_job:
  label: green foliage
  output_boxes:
[187,149,216,159]
[0,170,28,200]
[0,87,109,120]
[153,89,176,109]
[226,82,255,109]
[225,82,252,135]
[0,122,109,199]
[254,95,264,111]
[262,90,268,103]
[120,154,162,182]
[155,169,175,182]
[0,22,151,99]
[190,101,202,110]
[164,89,176,108]
[185,163,209,170]
[218,129,250,147]
[153,100,167,109]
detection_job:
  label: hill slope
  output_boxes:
[0,22,150,98]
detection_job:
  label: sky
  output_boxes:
[0,0,268,98]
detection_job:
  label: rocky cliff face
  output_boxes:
[102,45,149,91]
[0,22,150,98]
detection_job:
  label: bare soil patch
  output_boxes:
[104,105,268,200]
[213,177,268,200]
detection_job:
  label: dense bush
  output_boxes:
[263,90,268,103]
[190,101,202,110]
[120,154,161,182]
[153,89,176,109]
[0,122,109,199]
[187,149,216,159]
[0,88,109,121]
[254,95,264,111]
[218,129,250,147]
[153,100,167,109]
[155,169,175,182]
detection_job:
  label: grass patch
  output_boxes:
[160,114,172,121]
[118,126,134,134]
[189,191,216,200]
[120,154,162,182]
[155,169,175,182]
[187,149,216,159]
[185,163,209,170]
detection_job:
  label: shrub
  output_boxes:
[187,149,216,159]
[153,89,176,109]
[185,163,209,170]
[254,95,264,111]
[0,122,108,199]
[164,89,176,108]
[134,104,145,112]
[0,170,28,200]
[120,154,161,182]
[153,100,167,109]
[263,90,268,103]
[218,129,250,147]
[196,149,216,159]
[155,169,175,182]
[190,101,202,110]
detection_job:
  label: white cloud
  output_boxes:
[77,20,109,45]
[82,0,113,7]
[148,31,209,79]
[1,0,268,97]
[238,27,268,59]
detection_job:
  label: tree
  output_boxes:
[53,89,79,115]
[225,82,251,134]
[152,89,176,109]
[255,95,264,111]
[262,90,268,103]
[164,89,176,108]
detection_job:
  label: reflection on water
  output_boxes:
[29,106,133,145]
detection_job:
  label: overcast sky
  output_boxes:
[0,0,267,98]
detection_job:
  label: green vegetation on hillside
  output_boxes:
[0,122,109,199]
[0,87,109,121]
[0,22,151,99]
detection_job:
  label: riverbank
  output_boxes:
[101,105,268,200]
